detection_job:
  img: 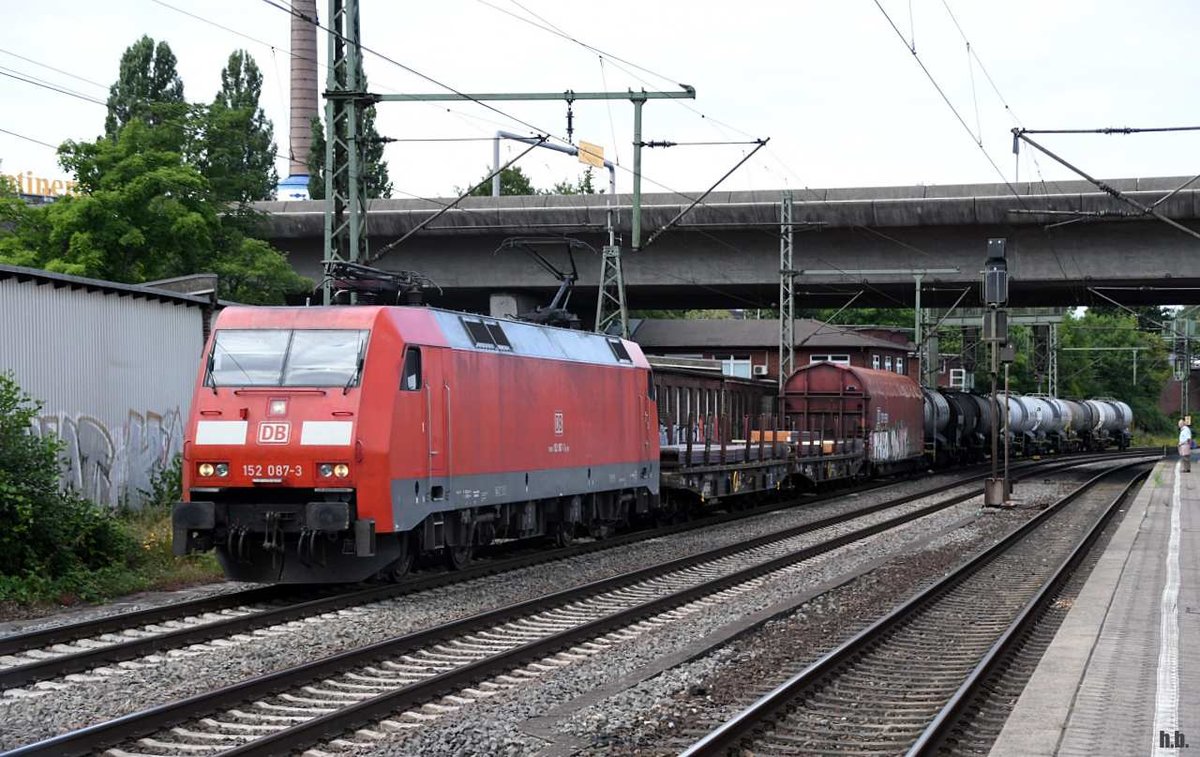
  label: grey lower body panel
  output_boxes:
[389,460,660,531]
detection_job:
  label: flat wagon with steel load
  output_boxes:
[651,361,790,507]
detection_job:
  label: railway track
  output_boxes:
[5,452,1151,756]
[680,458,1152,756]
[0,449,1136,691]
[0,452,1057,690]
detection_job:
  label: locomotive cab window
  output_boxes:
[401,347,422,391]
[206,329,369,388]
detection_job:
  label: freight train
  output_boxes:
[172,305,1132,584]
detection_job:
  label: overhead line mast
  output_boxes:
[318,0,695,325]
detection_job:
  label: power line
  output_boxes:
[0,48,107,90]
[0,66,105,105]
[937,0,1074,197]
[873,0,1081,290]
[255,0,931,307]
[483,1,950,272]
[0,126,59,150]
[257,0,572,146]
[476,0,687,92]
[148,0,506,143]
[1020,125,1200,136]
[149,0,291,59]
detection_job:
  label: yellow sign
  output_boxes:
[577,141,604,168]
[1,170,79,197]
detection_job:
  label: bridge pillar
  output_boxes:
[489,292,540,320]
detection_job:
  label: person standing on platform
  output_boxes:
[1179,418,1192,472]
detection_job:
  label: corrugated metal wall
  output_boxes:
[0,278,205,508]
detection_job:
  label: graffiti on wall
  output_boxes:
[31,409,184,509]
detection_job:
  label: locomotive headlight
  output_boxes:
[214,463,229,477]
[318,463,334,477]
[198,463,215,477]
[333,463,350,478]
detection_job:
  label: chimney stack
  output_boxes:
[279,0,318,199]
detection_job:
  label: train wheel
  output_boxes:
[589,522,614,540]
[444,544,473,570]
[554,522,576,548]
[383,534,416,582]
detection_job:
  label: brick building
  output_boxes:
[631,318,917,382]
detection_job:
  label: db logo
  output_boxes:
[257,422,291,444]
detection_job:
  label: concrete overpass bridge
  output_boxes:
[256,175,1200,314]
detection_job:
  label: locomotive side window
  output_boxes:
[401,347,422,391]
[647,371,656,400]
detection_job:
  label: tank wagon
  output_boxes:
[780,362,1133,486]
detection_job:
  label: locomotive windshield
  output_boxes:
[207,329,369,387]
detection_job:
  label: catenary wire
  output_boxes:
[195,0,947,307]
[0,126,59,150]
[0,48,108,91]
[477,0,953,273]
[0,67,106,105]
[874,0,1081,290]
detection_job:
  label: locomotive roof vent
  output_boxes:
[461,317,513,351]
[607,339,632,363]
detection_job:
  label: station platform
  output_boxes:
[991,458,1200,756]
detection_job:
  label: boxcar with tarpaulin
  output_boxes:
[782,362,924,482]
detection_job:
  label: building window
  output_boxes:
[950,368,967,388]
[872,354,881,370]
[885,355,893,372]
[810,354,851,365]
[719,355,752,378]
[896,357,905,375]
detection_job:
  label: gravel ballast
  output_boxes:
[0,463,1114,751]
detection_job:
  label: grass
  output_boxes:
[1134,432,1180,450]
[0,505,223,617]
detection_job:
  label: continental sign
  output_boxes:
[2,170,79,197]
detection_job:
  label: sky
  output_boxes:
[2,0,1198,200]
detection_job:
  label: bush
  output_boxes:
[0,372,135,579]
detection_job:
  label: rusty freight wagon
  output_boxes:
[782,361,925,484]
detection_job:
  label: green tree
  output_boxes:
[104,35,186,139]
[797,307,915,329]
[1,120,309,304]
[550,168,598,195]
[0,178,46,267]
[199,50,278,203]
[463,166,537,196]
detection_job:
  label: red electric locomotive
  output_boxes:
[172,306,660,583]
